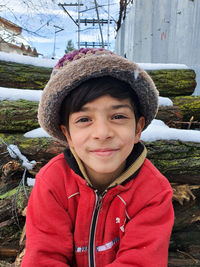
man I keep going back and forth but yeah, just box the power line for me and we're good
[75,18,112,25]
[58,2,84,48]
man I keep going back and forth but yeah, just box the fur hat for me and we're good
[38,48,159,144]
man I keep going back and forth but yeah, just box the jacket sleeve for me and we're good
[21,173,74,267]
[106,188,174,267]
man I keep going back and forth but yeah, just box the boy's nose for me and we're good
[91,119,113,140]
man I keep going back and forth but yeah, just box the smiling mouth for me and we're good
[90,148,119,157]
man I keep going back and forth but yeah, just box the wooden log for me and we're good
[172,224,200,248]
[0,100,39,133]
[169,244,200,266]
[172,96,200,123]
[0,60,196,97]
[146,140,200,185]
[168,257,200,267]
[156,105,183,127]
[0,260,13,266]
[172,185,200,230]
[0,139,25,195]
[0,99,185,134]
[0,60,51,90]
[0,248,18,258]
[14,248,25,267]
[0,133,64,194]
[0,97,198,135]
[1,134,200,185]
[0,186,31,223]
[1,97,199,134]
[166,185,200,266]
[147,69,196,97]
[0,133,65,165]
[0,186,29,263]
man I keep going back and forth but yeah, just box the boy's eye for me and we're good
[112,114,127,120]
[76,117,90,123]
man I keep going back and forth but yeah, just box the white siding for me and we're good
[115,0,200,94]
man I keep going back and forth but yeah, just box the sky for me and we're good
[0,0,120,58]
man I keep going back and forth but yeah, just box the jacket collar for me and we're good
[64,142,147,189]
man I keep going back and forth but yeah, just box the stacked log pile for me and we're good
[0,59,200,266]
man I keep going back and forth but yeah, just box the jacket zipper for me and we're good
[88,190,106,267]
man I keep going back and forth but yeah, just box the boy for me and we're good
[22,48,174,267]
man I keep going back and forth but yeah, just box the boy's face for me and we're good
[61,95,145,191]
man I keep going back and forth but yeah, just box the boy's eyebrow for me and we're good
[79,104,132,112]
[111,104,133,110]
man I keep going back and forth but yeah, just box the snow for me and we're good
[0,87,42,101]
[158,96,173,106]
[191,65,200,96]
[141,120,200,143]
[138,63,189,70]
[134,69,139,80]
[27,177,36,187]
[24,128,51,138]
[0,51,57,68]
[7,144,36,170]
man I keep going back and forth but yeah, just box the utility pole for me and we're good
[94,0,104,48]
[107,0,110,49]
[53,25,64,58]
[58,2,83,49]
[78,0,80,49]
[76,18,113,48]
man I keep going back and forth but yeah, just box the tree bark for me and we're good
[0,100,39,133]
[1,134,200,185]
[146,69,196,97]
[2,98,197,133]
[156,105,183,126]
[168,256,200,267]
[0,60,51,90]
[0,186,29,263]
[172,96,200,122]
[0,60,196,97]
[0,133,65,165]
[146,140,200,185]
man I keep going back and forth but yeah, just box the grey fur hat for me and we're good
[38,48,159,144]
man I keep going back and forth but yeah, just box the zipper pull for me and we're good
[97,194,103,210]
[96,190,107,210]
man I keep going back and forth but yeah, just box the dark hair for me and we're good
[59,76,141,131]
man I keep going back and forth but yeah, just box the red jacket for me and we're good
[22,144,174,267]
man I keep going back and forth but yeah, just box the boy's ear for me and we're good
[60,125,73,147]
[134,117,145,144]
